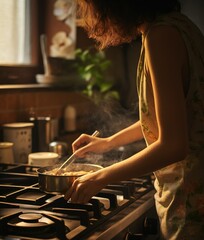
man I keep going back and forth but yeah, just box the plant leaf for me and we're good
[100,82,113,92]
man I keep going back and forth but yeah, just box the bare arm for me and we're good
[106,120,144,148]
[72,120,144,157]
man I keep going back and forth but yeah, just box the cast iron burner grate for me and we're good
[0,164,156,240]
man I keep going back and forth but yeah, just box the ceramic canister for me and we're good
[28,152,59,167]
[0,142,14,164]
[3,122,34,164]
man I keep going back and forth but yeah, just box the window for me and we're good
[0,0,41,84]
[0,0,31,65]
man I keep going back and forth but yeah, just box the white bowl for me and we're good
[28,152,59,167]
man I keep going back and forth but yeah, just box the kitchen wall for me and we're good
[0,88,95,145]
[181,0,204,34]
[43,0,127,107]
[0,88,94,125]
[0,1,204,141]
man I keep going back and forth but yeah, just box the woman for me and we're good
[65,0,204,239]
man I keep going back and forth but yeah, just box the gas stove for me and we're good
[0,163,159,240]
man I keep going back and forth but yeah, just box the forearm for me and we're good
[72,121,144,157]
[101,137,187,184]
[106,120,144,150]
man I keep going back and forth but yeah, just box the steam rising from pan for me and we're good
[82,99,145,166]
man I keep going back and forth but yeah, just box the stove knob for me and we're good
[143,217,158,235]
[124,233,144,240]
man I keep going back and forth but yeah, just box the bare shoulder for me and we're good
[144,24,183,44]
[144,24,187,65]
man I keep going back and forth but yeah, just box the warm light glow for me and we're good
[0,0,31,65]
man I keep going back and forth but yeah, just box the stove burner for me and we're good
[8,212,55,228]
[1,211,69,239]
[19,213,42,222]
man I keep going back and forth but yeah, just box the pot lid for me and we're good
[0,142,13,148]
[3,122,34,128]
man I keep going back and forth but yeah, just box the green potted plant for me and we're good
[74,48,120,104]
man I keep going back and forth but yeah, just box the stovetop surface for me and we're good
[0,163,155,240]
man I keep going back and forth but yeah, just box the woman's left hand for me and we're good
[64,169,106,204]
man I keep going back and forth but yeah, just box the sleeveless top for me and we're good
[137,12,204,239]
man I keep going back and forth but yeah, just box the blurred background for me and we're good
[0,0,203,160]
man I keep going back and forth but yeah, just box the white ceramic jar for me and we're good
[3,122,34,164]
[0,142,14,164]
[28,152,59,167]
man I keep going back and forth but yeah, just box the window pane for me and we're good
[0,0,31,65]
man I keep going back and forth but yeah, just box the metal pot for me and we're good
[37,163,103,194]
[49,141,69,159]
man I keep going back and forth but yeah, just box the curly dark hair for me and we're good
[76,0,181,49]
